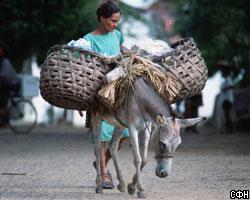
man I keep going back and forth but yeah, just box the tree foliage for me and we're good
[174,0,250,86]
[0,0,98,69]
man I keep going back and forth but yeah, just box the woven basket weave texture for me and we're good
[40,38,207,111]
[39,45,116,111]
[159,37,208,99]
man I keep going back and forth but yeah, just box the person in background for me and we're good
[184,93,203,133]
[0,47,20,124]
[217,61,245,133]
[220,66,234,133]
[82,1,129,189]
[220,65,234,133]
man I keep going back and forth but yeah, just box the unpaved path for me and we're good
[0,125,249,200]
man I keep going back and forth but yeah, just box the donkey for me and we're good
[91,77,205,198]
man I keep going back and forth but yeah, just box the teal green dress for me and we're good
[83,30,129,142]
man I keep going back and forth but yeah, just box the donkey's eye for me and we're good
[159,141,166,153]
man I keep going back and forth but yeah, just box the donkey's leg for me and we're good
[128,128,150,198]
[127,131,143,195]
[139,127,151,170]
[127,175,137,196]
[92,114,103,194]
[127,126,146,198]
[109,127,126,192]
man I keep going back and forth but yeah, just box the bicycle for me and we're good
[1,93,37,134]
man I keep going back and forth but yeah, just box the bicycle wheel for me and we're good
[7,99,37,134]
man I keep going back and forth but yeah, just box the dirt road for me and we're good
[0,125,249,200]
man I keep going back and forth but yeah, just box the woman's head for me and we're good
[96,1,121,32]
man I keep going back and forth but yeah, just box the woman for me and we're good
[83,1,129,189]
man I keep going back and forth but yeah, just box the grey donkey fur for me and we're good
[91,78,205,198]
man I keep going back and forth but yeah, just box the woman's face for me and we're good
[100,12,121,32]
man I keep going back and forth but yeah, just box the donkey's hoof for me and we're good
[95,186,103,194]
[137,191,146,198]
[127,183,136,195]
[117,183,126,192]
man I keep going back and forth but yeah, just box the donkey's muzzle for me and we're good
[155,169,169,178]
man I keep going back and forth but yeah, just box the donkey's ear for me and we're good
[176,117,206,129]
[156,114,165,125]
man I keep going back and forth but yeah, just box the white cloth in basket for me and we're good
[67,38,91,51]
[131,38,173,57]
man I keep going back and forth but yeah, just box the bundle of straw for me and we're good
[98,52,182,108]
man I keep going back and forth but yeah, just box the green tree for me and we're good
[0,0,98,70]
[174,0,250,87]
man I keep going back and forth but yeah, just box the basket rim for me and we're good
[170,37,193,48]
[47,44,121,64]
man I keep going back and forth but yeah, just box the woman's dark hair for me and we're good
[96,1,121,21]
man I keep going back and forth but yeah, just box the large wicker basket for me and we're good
[39,45,118,111]
[156,37,208,100]
[40,38,207,111]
